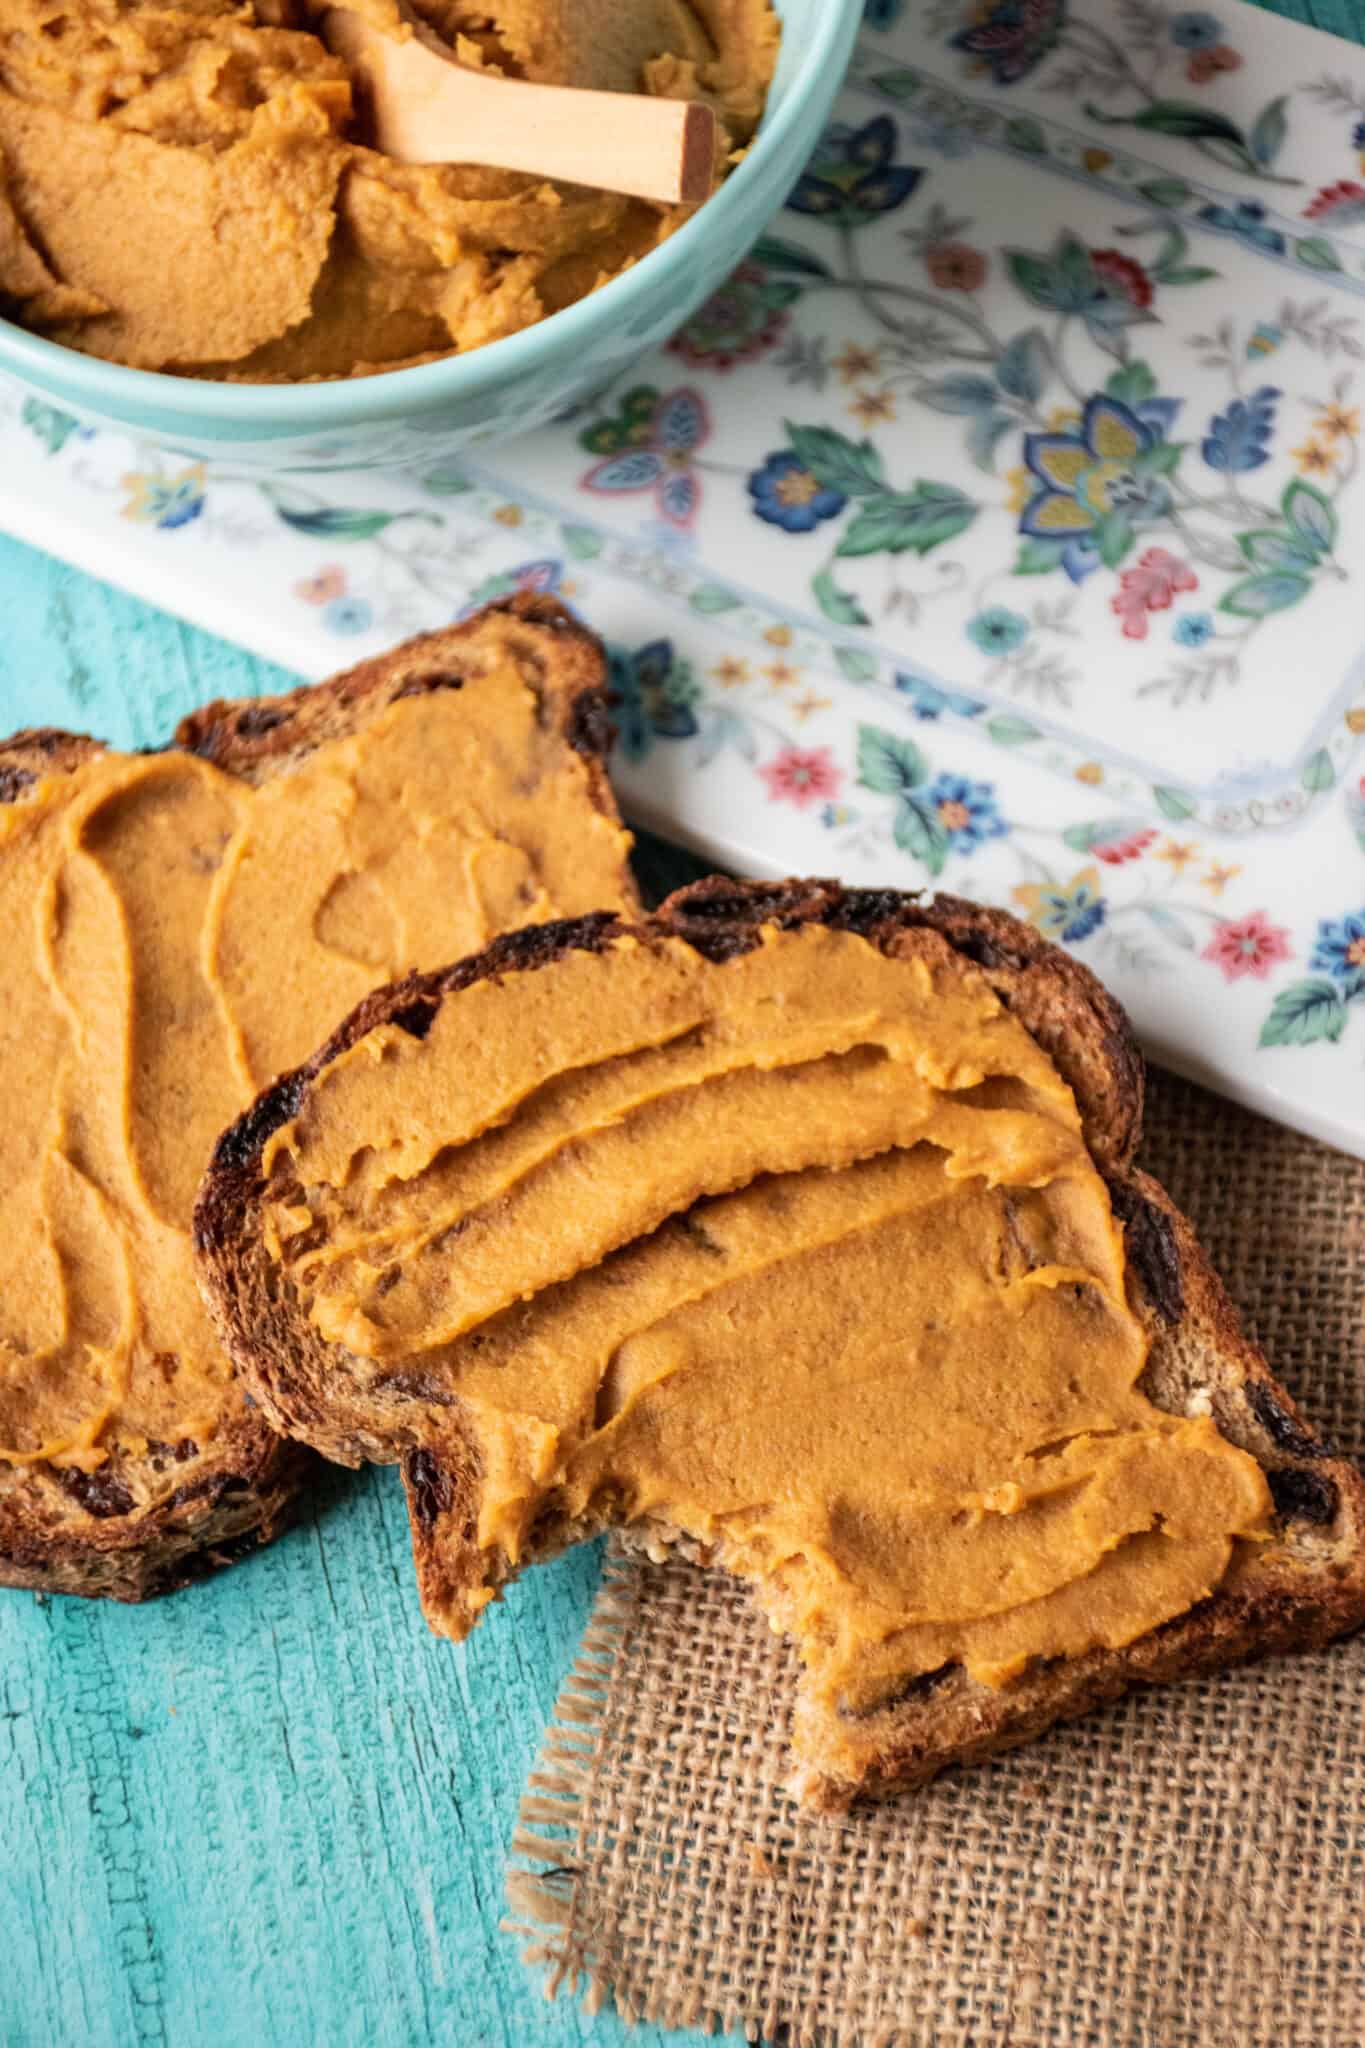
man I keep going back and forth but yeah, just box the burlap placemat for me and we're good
[506,1069,1365,2047]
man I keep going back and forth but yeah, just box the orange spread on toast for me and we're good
[0,682,633,1472]
[257,924,1271,1708]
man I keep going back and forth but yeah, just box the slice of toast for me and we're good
[195,878,1365,1805]
[0,595,637,1601]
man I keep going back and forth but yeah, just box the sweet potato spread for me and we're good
[0,682,634,1472]
[256,924,1271,1711]
[0,0,780,378]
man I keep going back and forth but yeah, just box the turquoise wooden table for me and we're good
[2,5,1359,2040]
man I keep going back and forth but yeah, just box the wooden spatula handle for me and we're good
[326,8,718,206]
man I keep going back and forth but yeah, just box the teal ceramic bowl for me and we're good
[0,0,862,474]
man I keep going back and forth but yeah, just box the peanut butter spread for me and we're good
[0,0,779,378]
[257,924,1271,1709]
[0,681,634,1474]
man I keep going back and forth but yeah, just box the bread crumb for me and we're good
[1016,1778,1043,1800]
[748,1844,775,1881]
[905,1917,928,1937]
[1186,1388,1213,1418]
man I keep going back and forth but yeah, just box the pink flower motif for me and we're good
[1111,548,1198,642]
[758,745,842,809]
[296,565,347,605]
[1202,910,1294,983]
[1094,826,1158,866]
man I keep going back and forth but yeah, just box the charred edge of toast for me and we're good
[197,879,1143,1248]
[172,594,617,778]
[0,1432,309,1603]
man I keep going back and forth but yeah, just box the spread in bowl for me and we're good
[0,0,780,379]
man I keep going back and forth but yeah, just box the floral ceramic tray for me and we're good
[3,0,1365,1156]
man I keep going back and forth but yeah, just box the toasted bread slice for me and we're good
[0,596,637,1601]
[196,879,1365,1804]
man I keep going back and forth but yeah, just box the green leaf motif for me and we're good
[836,646,878,683]
[1006,250,1061,310]
[914,374,999,415]
[1063,815,1148,854]
[1105,361,1158,406]
[996,328,1051,404]
[812,563,870,627]
[1249,94,1289,168]
[835,484,978,560]
[1295,236,1342,273]
[1137,176,1194,209]
[1219,572,1312,618]
[1145,441,1186,477]
[967,410,1016,474]
[1113,101,1248,145]
[274,505,402,540]
[21,399,81,455]
[857,723,927,795]
[1238,529,1318,574]
[1282,477,1337,554]
[1004,116,1046,155]
[1153,785,1197,821]
[1259,978,1349,1049]
[1161,265,1219,285]
[420,462,472,495]
[867,66,921,101]
[1097,512,1136,569]
[689,584,741,614]
[751,235,833,280]
[786,421,885,498]
[987,714,1041,746]
[893,794,950,875]
[1139,903,1196,950]
[561,524,603,559]
[1013,536,1067,576]
[1301,747,1336,793]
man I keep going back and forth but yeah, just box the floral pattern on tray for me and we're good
[2,0,1365,1153]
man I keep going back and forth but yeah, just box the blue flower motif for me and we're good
[1309,908,1365,994]
[1354,117,1365,150]
[1174,611,1214,647]
[608,639,701,762]
[967,606,1030,655]
[1015,869,1107,944]
[122,465,207,530]
[950,0,1066,86]
[788,117,923,226]
[1201,386,1280,473]
[323,596,373,634]
[1196,199,1286,256]
[894,673,988,720]
[1170,10,1224,48]
[821,800,857,827]
[1247,322,1283,360]
[1019,394,1172,547]
[923,773,1010,853]
[748,451,847,532]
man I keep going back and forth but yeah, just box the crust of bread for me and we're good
[195,878,1365,1798]
[0,595,632,1601]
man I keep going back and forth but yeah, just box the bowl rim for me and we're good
[0,0,860,431]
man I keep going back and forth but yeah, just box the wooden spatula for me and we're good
[323,5,719,205]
